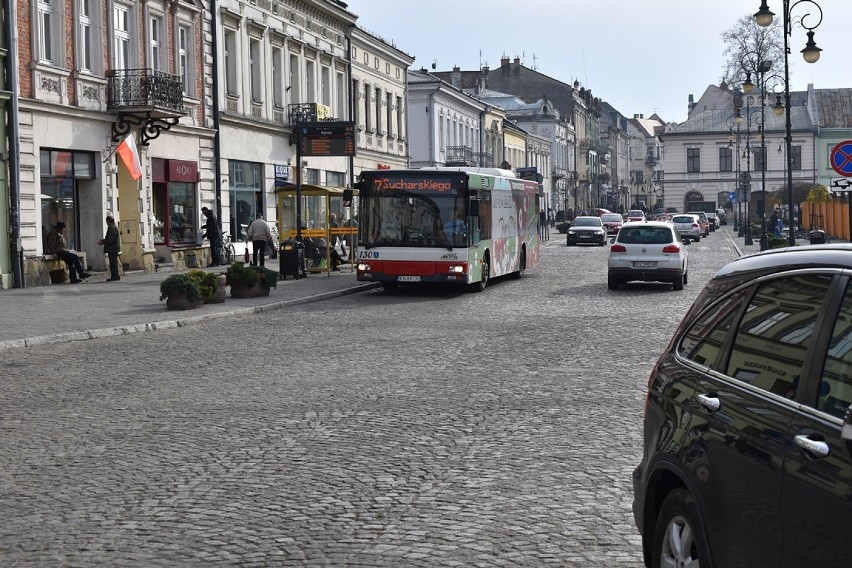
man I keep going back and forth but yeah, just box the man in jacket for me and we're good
[201,206,221,266]
[98,215,121,281]
[47,221,91,284]
[246,212,272,267]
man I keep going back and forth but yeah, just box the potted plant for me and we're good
[225,262,278,298]
[159,273,204,310]
[186,269,226,304]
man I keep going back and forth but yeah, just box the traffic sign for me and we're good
[830,177,852,192]
[729,191,736,203]
[830,141,852,176]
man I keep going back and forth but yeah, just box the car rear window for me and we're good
[618,227,674,244]
[573,218,601,226]
[673,216,695,223]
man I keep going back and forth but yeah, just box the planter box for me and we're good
[204,275,228,304]
[229,282,270,298]
[166,292,204,310]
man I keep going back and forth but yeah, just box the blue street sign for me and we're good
[729,191,736,203]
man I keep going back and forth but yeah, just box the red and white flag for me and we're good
[116,132,142,180]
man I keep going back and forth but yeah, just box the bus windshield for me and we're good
[359,175,468,249]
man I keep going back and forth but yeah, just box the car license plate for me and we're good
[633,261,657,268]
[398,275,421,282]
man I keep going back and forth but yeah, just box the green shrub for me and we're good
[186,269,218,298]
[556,222,572,234]
[225,262,278,288]
[159,274,204,302]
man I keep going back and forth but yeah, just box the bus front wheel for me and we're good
[471,256,489,292]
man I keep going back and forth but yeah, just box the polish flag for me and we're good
[116,132,142,180]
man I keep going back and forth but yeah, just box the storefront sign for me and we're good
[169,160,198,182]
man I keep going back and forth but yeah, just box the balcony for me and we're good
[446,145,476,167]
[644,156,658,166]
[106,68,185,145]
[552,165,567,179]
[288,103,336,125]
[107,68,185,113]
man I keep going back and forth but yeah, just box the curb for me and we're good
[0,282,381,351]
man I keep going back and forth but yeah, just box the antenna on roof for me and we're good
[532,53,537,71]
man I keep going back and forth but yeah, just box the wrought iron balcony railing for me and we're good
[106,68,185,114]
[288,103,337,124]
[446,145,476,166]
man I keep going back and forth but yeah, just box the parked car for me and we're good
[626,209,646,222]
[607,221,688,290]
[705,211,719,231]
[716,208,728,225]
[600,213,624,235]
[665,207,679,214]
[566,216,607,246]
[687,211,710,237]
[633,245,852,568]
[670,214,702,241]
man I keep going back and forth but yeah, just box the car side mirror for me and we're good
[843,405,852,455]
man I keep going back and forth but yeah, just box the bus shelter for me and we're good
[274,184,357,275]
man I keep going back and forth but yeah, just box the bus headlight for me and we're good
[357,262,371,272]
[447,265,465,273]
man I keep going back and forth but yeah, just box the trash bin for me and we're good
[280,239,305,279]
[809,230,827,245]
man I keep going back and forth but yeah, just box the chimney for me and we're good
[451,66,461,88]
[501,55,510,70]
[513,56,520,65]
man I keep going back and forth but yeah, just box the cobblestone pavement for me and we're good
[0,228,751,566]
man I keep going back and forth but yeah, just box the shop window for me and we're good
[229,160,263,242]
[40,149,95,253]
[153,182,196,245]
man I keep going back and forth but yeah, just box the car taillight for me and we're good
[611,244,626,253]
[662,244,681,253]
[692,223,699,228]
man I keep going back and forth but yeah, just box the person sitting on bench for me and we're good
[47,221,91,284]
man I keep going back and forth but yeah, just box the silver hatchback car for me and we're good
[607,221,689,291]
[671,214,702,242]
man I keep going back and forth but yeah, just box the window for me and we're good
[820,282,852,417]
[375,87,382,134]
[396,95,404,140]
[321,65,331,107]
[228,161,263,243]
[336,71,346,120]
[386,92,394,138]
[364,83,372,132]
[305,59,316,103]
[149,14,165,71]
[113,4,132,70]
[289,53,300,103]
[177,24,193,97]
[754,146,767,172]
[719,147,732,172]
[726,274,833,397]
[271,47,283,107]
[249,39,262,102]
[326,171,345,187]
[351,46,357,60]
[351,79,359,126]
[78,0,94,73]
[40,149,96,253]
[792,146,802,170]
[305,168,320,185]
[224,30,237,96]
[37,0,58,64]
[687,148,700,173]
[153,183,196,245]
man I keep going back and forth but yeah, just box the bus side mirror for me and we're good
[469,200,480,217]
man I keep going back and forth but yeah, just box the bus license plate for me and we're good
[398,276,421,282]
[633,261,657,268]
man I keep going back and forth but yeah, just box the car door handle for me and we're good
[794,435,830,458]
[696,393,721,412]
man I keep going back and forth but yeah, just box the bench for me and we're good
[44,251,88,283]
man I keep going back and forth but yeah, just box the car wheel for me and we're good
[683,271,688,285]
[607,275,620,290]
[673,273,684,291]
[695,235,700,242]
[652,488,711,568]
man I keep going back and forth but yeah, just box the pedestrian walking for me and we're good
[201,206,221,266]
[98,215,121,281]
[246,212,272,267]
[46,221,91,284]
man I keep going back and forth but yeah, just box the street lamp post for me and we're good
[735,102,764,246]
[742,59,773,250]
[755,0,823,246]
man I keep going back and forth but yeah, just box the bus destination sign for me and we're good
[299,121,355,157]
[369,175,458,194]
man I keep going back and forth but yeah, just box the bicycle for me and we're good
[220,231,235,264]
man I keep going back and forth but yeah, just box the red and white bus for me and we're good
[354,167,540,291]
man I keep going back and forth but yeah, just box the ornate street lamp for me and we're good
[755,0,823,246]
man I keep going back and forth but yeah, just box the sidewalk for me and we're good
[0,263,379,350]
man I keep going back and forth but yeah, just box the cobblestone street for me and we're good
[0,230,746,566]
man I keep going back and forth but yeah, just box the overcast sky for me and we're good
[345,0,850,123]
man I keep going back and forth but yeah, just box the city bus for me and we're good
[353,167,540,291]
